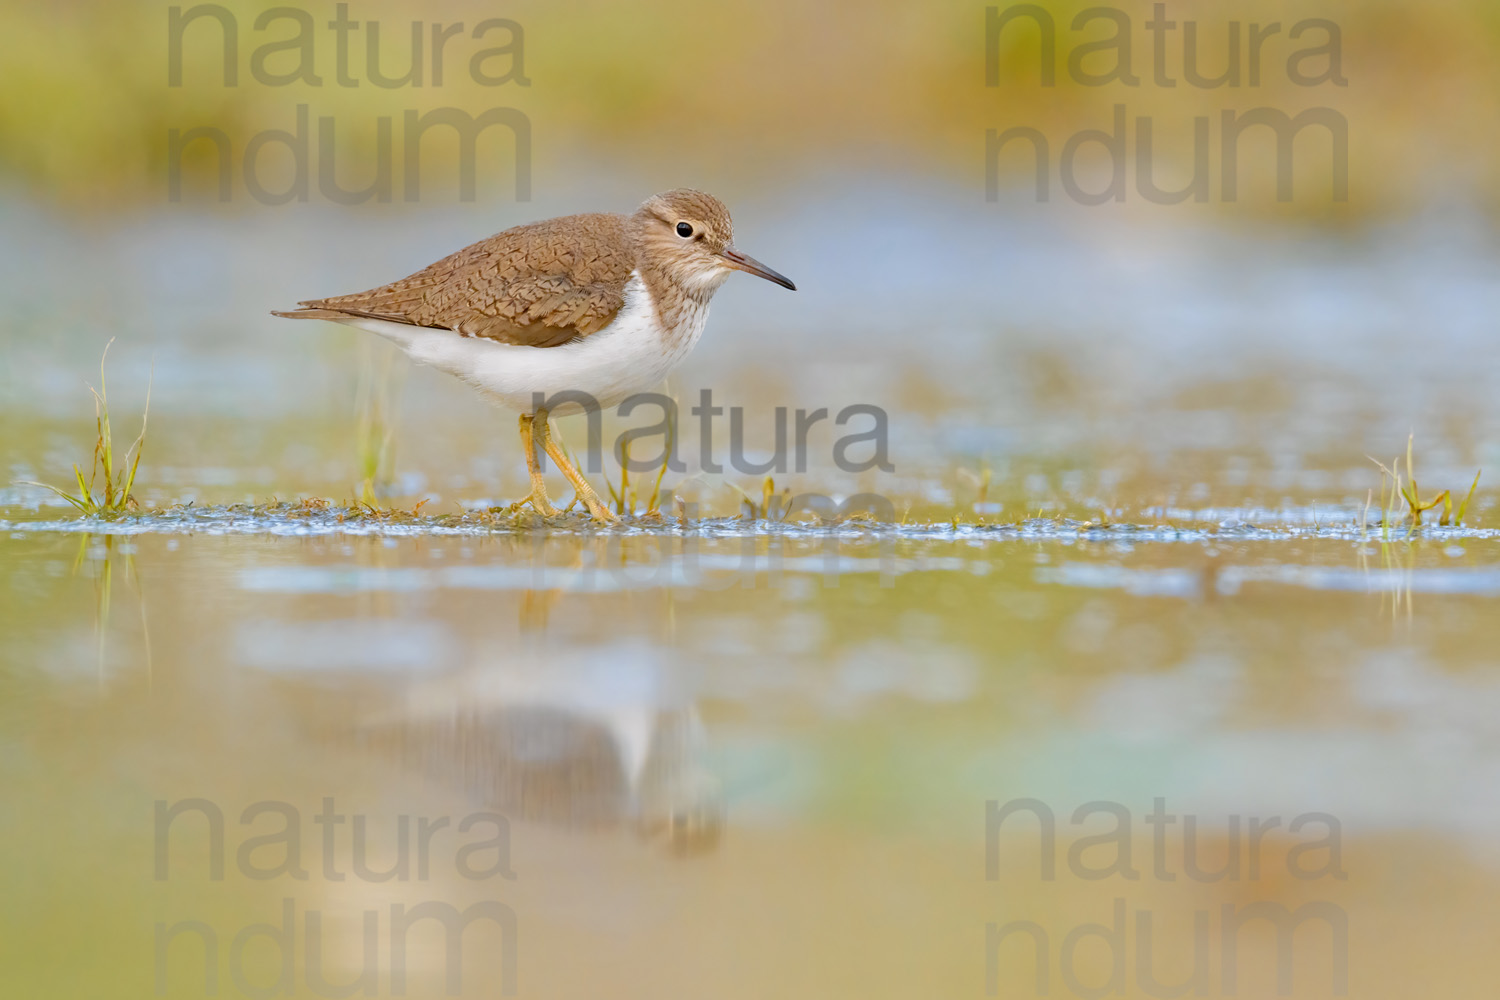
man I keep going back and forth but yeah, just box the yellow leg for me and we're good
[518,412,558,516]
[535,413,618,523]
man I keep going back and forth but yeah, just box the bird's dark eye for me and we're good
[676,222,693,238]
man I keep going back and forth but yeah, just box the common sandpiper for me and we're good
[273,189,796,522]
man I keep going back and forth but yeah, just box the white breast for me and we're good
[337,271,708,414]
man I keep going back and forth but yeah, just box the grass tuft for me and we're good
[1368,433,1482,535]
[603,397,677,518]
[644,411,675,517]
[18,339,151,514]
[607,438,633,516]
[728,476,792,521]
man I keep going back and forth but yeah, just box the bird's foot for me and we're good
[521,488,559,518]
[535,419,618,524]
[577,490,618,523]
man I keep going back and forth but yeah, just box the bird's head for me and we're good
[634,189,796,294]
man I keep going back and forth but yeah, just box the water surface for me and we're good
[4,191,1499,996]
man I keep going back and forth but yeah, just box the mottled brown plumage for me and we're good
[276,212,635,346]
[272,190,766,349]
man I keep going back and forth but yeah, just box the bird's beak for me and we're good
[720,247,796,290]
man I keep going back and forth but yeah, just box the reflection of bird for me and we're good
[359,654,724,857]
[273,190,795,522]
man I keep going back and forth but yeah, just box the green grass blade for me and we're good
[117,360,153,510]
[73,464,94,508]
[14,480,91,512]
[1456,470,1482,526]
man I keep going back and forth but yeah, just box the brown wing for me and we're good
[279,212,635,347]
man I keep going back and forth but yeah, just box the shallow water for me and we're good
[5,191,1500,996]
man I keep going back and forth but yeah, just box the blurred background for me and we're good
[4,1,1500,997]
